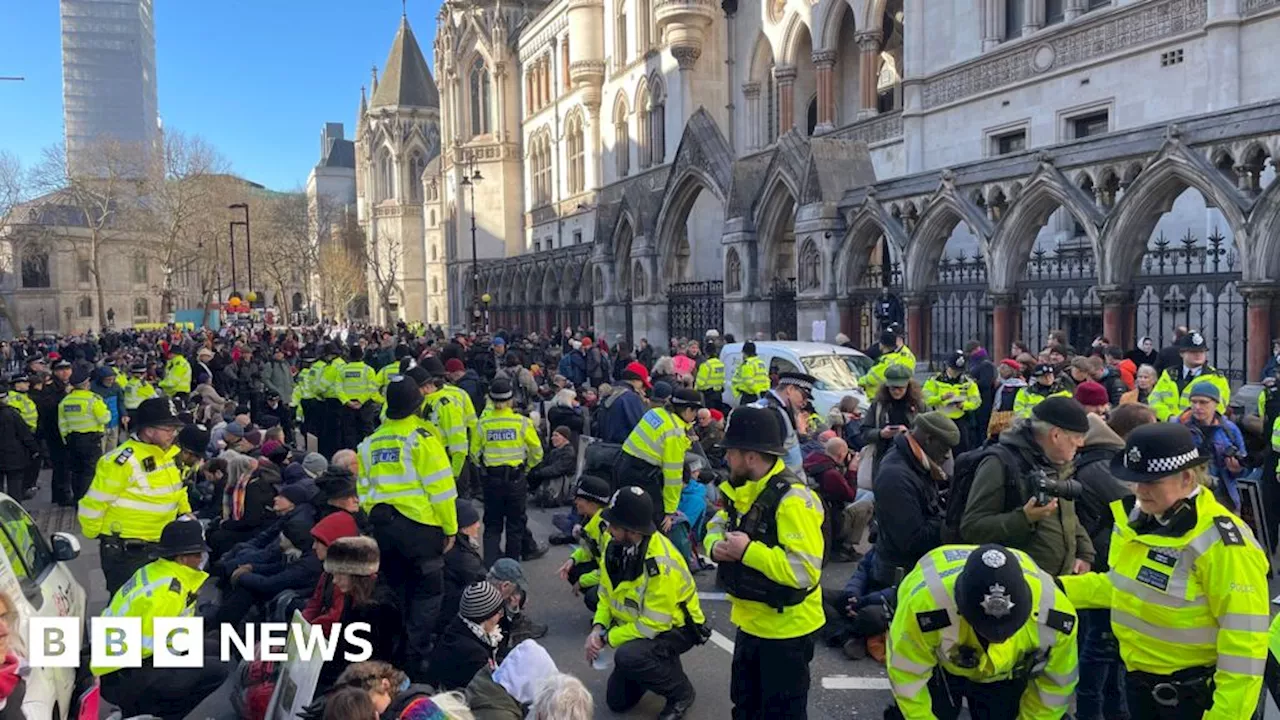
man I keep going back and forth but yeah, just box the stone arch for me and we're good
[903,182,994,292]
[1248,176,1280,281]
[861,0,890,31]
[779,13,813,67]
[499,267,516,305]
[612,210,637,301]
[835,193,908,295]
[653,109,733,291]
[512,269,527,309]
[987,161,1107,292]
[816,0,858,52]
[755,172,800,282]
[541,264,560,306]
[1101,137,1252,285]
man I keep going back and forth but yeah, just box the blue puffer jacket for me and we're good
[841,547,896,612]
[599,387,645,443]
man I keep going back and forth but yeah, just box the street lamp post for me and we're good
[229,203,253,304]
[228,221,239,296]
[459,153,483,331]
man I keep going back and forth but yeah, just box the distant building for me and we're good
[60,0,160,176]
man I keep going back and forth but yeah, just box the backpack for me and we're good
[942,443,1025,538]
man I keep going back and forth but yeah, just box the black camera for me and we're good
[1031,468,1083,506]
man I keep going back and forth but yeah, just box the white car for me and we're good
[0,496,87,720]
[719,341,873,418]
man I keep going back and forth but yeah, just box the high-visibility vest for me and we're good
[338,361,379,405]
[593,531,704,647]
[860,346,916,397]
[159,356,191,395]
[1272,416,1280,453]
[568,510,607,589]
[889,545,1078,718]
[319,359,346,400]
[1061,490,1268,719]
[6,391,37,431]
[122,379,157,411]
[356,417,458,534]
[731,356,770,395]
[78,440,191,541]
[922,373,981,420]
[444,384,478,436]
[704,457,824,639]
[59,388,110,438]
[471,407,542,469]
[621,407,691,514]
[376,362,400,395]
[425,389,468,476]
[91,557,208,676]
[695,358,726,391]
[1150,367,1231,422]
[1013,383,1072,419]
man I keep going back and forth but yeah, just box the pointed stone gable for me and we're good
[370,17,441,110]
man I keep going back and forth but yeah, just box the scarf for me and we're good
[462,617,503,651]
[0,653,25,700]
[225,472,252,521]
[905,433,948,484]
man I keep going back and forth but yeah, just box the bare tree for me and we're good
[316,243,365,320]
[136,132,233,324]
[364,224,402,324]
[0,152,28,332]
[29,140,148,330]
[254,190,344,320]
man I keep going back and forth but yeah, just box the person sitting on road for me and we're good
[334,661,474,720]
[804,436,872,563]
[217,483,316,578]
[528,425,578,507]
[429,581,507,691]
[488,558,549,655]
[466,640,562,720]
[822,546,896,663]
[441,500,487,631]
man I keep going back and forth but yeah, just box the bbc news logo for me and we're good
[28,619,374,668]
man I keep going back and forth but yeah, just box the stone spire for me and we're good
[369,16,441,110]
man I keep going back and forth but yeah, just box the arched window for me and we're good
[766,60,778,144]
[430,243,437,261]
[21,249,50,289]
[806,95,818,137]
[409,151,426,201]
[725,248,742,294]
[428,210,436,227]
[615,0,628,68]
[614,95,630,178]
[566,114,585,194]
[469,57,492,136]
[1004,0,1025,39]
[377,148,394,201]
[133,298,149,317]
[649,78,666,165]
[636,84,651,169]
[540,134,554,203]
[77,296,93,318]
[798,239,822,290]
[432,277,439,293]
[636,0,651,50]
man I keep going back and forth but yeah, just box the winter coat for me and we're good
[586,347,609,385]
[959,423,1095,576]
[237,550,322,599]
[599,386,644,443]
[260,360,294,402]
[456,370,485,414]
[1070,415,1130,570]
[91,380,123,428]
[428,615,498,691]
[842,546,894,611]
[464,668,523,720]
[855,397,920,478]
[238,503,317,557]
[636,343,655,369]
[302,573,344,629]
[440,539,486,631]
[318,585,402,690]
[381,685,444,720]
[560,351,587,387]
[802,451,858,504]
[968,355,997,438]
[527,443,576,490]
[872,433,945,574]
[1097,367,1129,406]
[545,405,585,437]
[219,465,278,534]
[0,404,39,472]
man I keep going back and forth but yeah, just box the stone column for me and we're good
[991,292,1019,360]
[1022,0,1044,36]
[742,82,761,151]
[1099,287,1134,350]
[905,293,930,370]
[774,65,797,133]
[493,61,508,142]
[1064,0,1086,21]
[855,32,882,119]
[1241,285,1276,381]
[982,0,1005,50]
[812,51,837,134]
[721,217,761,341]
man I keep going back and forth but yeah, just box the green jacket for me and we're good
[465,668,523,720]
[958,423,1095,576]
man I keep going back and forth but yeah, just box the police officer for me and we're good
[923,350,982,453]
[158,346,192,400]
[40,358,73,505]
[94,519,228,720]
[752,372,816,476]
[317,342,345,458]
[861,328,917,398]
[557,474,613,610]
[80,397,192,595]
[704,406,824,719]
[338,344,379,449]
[1014,363,1073,419]
[60,364,110,502]
[1060,423,1268,719]
[443,358,479,500]
[1150,330,1231,422]
[470,378,543,566]
[886,544,1079,719]
[122,362,157,427]
[586,487,704,720]
[420,357,469,481]
[731,342,770,405]
[299,349,325,447]
[7,373,39,499]
[694,343,727,412]
[357,375,458,677]
[618,388,702,532]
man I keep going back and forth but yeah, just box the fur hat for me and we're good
[324,536,380,576]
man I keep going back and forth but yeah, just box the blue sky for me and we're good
[0,0,439,191]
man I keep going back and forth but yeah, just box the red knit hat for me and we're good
[444,358,465,373]
[622,361,652,389]
[1074,380,1109,407]
[999,358,1022,372]
[311,511,360,546]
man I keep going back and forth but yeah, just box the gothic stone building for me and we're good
[363,0,1280,381]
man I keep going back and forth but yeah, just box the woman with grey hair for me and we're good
[528,673,593,720]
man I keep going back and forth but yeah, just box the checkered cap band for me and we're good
[779,377,814,391]
[1128,448,1200,474]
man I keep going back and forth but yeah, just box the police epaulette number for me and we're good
[1213,516,1245,546]
[415,428,430,438]
[169,578,182,595]
[142,457,156,472]
[916,609,951,632]
[1045,609,1076,635]
[646,558,660,578]
[114,447,135,465]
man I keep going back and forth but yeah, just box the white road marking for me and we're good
[697,592,729,601]
[709,629,735,654]
[821,676,893,690]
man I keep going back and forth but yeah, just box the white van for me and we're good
[719,341,873,418]
[0,497,87,720]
